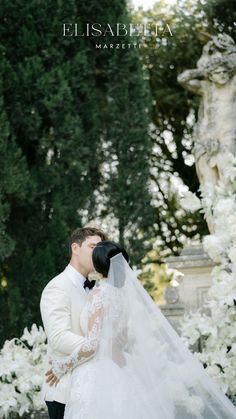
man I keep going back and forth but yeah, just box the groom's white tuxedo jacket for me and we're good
[40,264,88,404]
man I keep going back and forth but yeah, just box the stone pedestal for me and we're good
[160,242,215,332]
[167,242,215,312]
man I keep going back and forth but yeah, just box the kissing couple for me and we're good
[40,227,236,419]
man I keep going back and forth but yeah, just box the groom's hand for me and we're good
[45,368,60,387]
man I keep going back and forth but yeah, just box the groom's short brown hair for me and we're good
[69,227,107,257]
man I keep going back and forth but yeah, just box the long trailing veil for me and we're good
[76,252,236,419]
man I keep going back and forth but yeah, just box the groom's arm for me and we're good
[40,285,84,354]
[46,287,104,385]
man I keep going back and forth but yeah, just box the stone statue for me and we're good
[178,33,236,192]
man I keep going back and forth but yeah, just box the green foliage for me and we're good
[203,0,236,39]
[0,0,152,344]
[0,76,30,261]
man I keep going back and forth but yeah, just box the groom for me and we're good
[40,227,107,419]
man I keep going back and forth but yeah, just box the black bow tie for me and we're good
[84,278,96,290]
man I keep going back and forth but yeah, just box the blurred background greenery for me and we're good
[0,0,235,346]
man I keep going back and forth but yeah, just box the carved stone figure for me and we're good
[178,34,236,187]
[178,33,236,232]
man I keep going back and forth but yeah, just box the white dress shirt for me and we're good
[66,263,86,288]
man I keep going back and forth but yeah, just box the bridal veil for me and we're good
[76,253,236,419]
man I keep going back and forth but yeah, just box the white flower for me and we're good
[221,152,236,182]
[0,324,47,418]
[227,214,236,241]
[21,323,46,347]
[180,153,236,395]
[205,364,220,376]
[202,235,224,263]
[166,267,184,284]
[180,190,202,212]
[17,381,31,393]
[200,183,216,211]
[206,365,229,394]
[214,197,236,218]
[31,373,43,386]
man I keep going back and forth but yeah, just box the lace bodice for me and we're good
[81,282,126,334]
[79,282,106,335]
[51,281,127,379]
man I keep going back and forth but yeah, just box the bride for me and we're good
[46,241,236,418]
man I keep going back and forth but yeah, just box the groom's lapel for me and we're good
[63,267,87,295]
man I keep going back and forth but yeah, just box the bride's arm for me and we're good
[46,287,104,385]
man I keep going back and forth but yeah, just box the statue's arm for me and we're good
[178,69,204,95]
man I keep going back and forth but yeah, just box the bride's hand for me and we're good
[45,367,60,386]
[45,360,60,386]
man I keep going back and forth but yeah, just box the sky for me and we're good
[131,0,177,10]
[131,0,157,9]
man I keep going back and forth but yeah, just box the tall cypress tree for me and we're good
[0,69,30,341]
[103,47,153,264]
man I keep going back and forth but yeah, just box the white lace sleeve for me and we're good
[51,286,105,379]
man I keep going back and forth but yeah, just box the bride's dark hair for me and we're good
[92,240,129,277]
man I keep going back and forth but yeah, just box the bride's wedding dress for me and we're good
[64,282,145,419]
[51,254,236,419]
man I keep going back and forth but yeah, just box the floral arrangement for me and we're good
[0,324,47,418]
[179,152,236,396]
